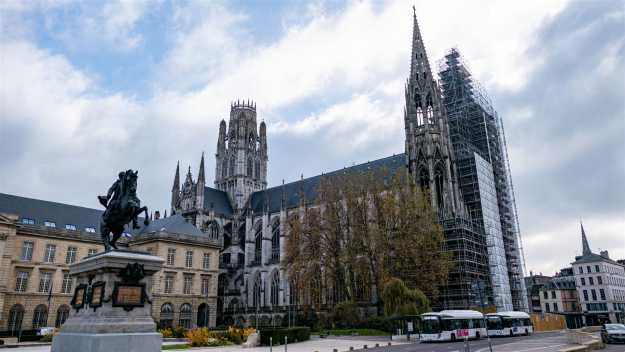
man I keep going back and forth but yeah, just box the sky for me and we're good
[1,0,624,277]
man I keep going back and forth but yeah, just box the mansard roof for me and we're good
[0,192,103,237]
[137,213,203,236]
[203,186,233,216]
[249,153,406,214]
[572,252,620,266]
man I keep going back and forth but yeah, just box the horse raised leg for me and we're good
[100,225,112,252]
[132,206,149,228]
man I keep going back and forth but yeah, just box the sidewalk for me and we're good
[165,337,404,352]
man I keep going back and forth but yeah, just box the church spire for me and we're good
[581,221,591,256]
[409,7,432,82]
[197,152,205,185]
[172,161,180,192]
[171,161,180,214]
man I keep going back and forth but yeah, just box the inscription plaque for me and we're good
[89,281,105,309]
[112,282,146,311]
[71,284,87,311]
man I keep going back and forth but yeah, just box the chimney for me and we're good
[600,250,610,259]
[154,211,161,220]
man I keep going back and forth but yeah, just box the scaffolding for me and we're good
[438,48,528,311]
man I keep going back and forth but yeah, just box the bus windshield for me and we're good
[487,316,503,330]
[421,317,441,334]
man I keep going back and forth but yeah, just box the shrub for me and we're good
[172,326,187,338]
[332,302,361,328]
[225,326,256,344]
[259,327,311,346]
[186,327,210,347]
[159,328,174,338]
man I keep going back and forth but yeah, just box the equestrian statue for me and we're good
[98,169,149,251]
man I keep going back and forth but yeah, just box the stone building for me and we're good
[524,272,553,314]
[539,268,583,328]
[572,224,625,324]
[0,193,220,334]
[170,11,528,325]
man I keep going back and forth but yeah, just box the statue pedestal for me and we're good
[52,250,164,352]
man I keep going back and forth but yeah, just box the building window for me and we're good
[583,290,588,301]
[8,305,24,334]
[185,251,193,268]
[207,221,219,239]
[44,244,56,263]
[38,272,53,293]
[589,277,594,285]
[543,291,548,299]
[32,305,48,329]
[247,157,253,177]
[203,253,211,270]
[65,247,77,264]
[160,303,174,328]
[61,273,73,294]
[254,226,262,265]
[271,220,280,262]
[201,277,210,296]
[55,305,70,328]
[599,289,606,300]
[597,276,602,285]
[581,277,586,286]
[553,303,558,312]
[252,275,262,308]
[85,227,96,233]
[21,241,34,261]
[255,159,261,179]
[15,271,29,292]
[167,248,176,266]
[44,221,56,228]
[183,275,193,294]
[545,303,550,312]
[21,218,35,225]
[595,265,600,272]
[164,275,174,294]
[271,271,280,306]
[591,289,597,301]
[551,291,556,299]
[65,224,77,231]
[578,267,583,274]
[87,248,97,257]
[179,304,192,329]
[586,266,591,273]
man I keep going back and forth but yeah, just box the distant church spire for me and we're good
[409,7,432,81]
[581,221,591,255]
[197,152,205,185]
[171,161,180,214]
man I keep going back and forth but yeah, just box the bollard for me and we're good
[363,345,367,349]
[349,347,354,351]
[284,336,288,352]
[270,337,273,352]
[387,342,391,346]
[375,343,379,347]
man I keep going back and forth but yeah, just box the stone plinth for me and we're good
[52,250,164,352]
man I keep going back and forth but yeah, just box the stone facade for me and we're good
[0,198,220,334]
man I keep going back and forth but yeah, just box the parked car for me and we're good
[601,323,625,344]
[37,327,55,336]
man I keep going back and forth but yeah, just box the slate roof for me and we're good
[542,275,576,290]
[203,187,233,216]
[137,214,204,236]
[572,252,621,266]
[0,192,103,233]
[249,153,406,214]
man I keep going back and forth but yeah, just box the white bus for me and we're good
[486,311,533,337]
[420,310,486,342]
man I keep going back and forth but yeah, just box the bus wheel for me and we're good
[451,333,456,342]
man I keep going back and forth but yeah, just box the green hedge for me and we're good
[259,327,311,346]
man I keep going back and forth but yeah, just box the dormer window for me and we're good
[65,224,77,231]
[44,221,56,228]
[21,218,35,225]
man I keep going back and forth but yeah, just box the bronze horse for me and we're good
[98,170,149,251]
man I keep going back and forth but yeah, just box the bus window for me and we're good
[421,317,441,334]
[487,317,502,330]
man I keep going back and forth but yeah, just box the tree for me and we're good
[381,278,430,317]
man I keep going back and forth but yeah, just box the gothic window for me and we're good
[434,165,445,210]
[252,275,262,307]
[289,281,298,305]
[229,156,236,176]
[271,220,280,262]
[416,107,423,126]
[271,271,280,306]
[208,221,219,239]
[254,225,262,265]
[255,159,261,179]
[222,159,228,178]
[248,133,255,150]
[426,106,434,123]
[247,157,253,177]
[418,167,429,190]
[238,225,246,250]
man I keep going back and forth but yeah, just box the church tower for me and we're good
[404,10,464,218]
[215,100,267,210]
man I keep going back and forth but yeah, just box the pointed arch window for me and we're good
[271,220,280,262]
[254,225,262,265]
[416,108,424,126]
[418,167,429,190]
[434,165,445,210]
[222,159,228,178]
[229,157,236,176]
[270,271,280,306]
[252,275,262,307]
[426,94,434,123]
[247,157,253,177]
[255,159,261,179]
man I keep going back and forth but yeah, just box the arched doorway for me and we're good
[8,304,24,335]
[197,303,209,327]
[179,303,192,329]
[160,303,174,328]
[32,304,48,329]
[55,305,70,328]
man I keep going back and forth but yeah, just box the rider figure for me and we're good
[98,171,124,208]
